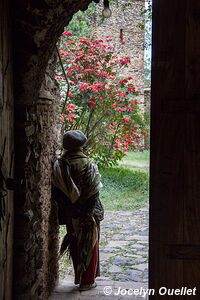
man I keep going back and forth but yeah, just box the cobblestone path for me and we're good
[50,205,149,299]
[100,205,149,283]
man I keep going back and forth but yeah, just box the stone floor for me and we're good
[50,205,149,299]
[50,276,149,299]
[100,206,148,282]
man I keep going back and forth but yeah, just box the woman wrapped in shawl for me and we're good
[52,130,104,291]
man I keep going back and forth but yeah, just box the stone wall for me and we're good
[144,88,151,113]
[35,98,59,298]
[0,1,14,299]
[13,57,60,299]
[37,57,60,297]
[93,0,145,92]
[12,1,98,299]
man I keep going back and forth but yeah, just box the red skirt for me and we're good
[67,217,100,285]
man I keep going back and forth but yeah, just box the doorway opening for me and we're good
[53,0,152,296]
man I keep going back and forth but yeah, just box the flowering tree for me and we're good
[56,31,145,166]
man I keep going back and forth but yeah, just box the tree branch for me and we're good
[56,45,70,114]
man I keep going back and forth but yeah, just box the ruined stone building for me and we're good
[1,0,200,299]
[93,0,145,93]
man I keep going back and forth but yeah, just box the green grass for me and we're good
[119,150,149,171]
[122,150,149,162]
[100,151,149,211]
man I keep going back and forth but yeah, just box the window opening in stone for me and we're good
[51,0,151,298]
[120,29,123,43]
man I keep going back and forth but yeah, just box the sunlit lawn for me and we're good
[119,150,149,171]
[100,150,149,211]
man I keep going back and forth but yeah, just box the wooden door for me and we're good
[0,0,14,299]
[150,0,200,298]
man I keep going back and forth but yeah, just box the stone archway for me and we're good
[12,1,99,299]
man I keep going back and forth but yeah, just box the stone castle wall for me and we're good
[92,0,145,93]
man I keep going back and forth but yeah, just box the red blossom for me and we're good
[59,49,67,55]
[118,78,131,84]
[68,91,73,97]
[117,92,126,97]
[125,107,134,111]
[68,40,75,44]
[55,75,63,80]
[108,76,116,80]
[67,112,75,122]
[89,82,105,92]
[79,38,89,43]
[84,68,93,73]
[127,87,135,92]
[119,56,131,65]
[77,73,83,78]
[89,86,101,92]
[79,86,87,91]
[115,138,122,143]
[135,134,140,139]
[95,82,105,87]
[123,117,131,123]
[99,71,107,78]
[74,55,84,62]
[115,107,124,112]
[112,103,117,108]
[88,98,96,108]
[108,83,115,87]
[66,104,76,111]
[63,31,73,36]
[80,82,90,87]
[106,37,113,42]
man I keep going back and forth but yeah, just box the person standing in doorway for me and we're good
[52,130,104,291]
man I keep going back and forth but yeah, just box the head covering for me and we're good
[63,130,87,150]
